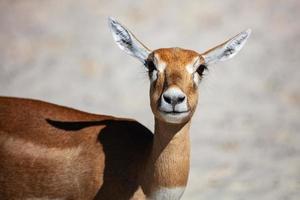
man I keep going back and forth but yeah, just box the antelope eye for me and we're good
[145,60,156,72]
[196,64,207,76]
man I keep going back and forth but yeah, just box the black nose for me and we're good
[163,93,186,106]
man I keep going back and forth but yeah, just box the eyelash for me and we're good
[145,60,206,78]
[145,60,157,72]
[196,64,207,76]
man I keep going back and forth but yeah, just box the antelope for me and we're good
[0,17,251,200]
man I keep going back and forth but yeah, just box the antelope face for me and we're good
[146,48,205,123]
[109,17,251,124]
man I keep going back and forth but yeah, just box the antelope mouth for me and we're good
[158,109,190,123]
[159,109,190,118]
[161,110,190,115]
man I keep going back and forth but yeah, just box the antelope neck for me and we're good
[152,118,191,162]
[143,118,191,196]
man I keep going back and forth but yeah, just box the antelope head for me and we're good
[109,17,251,124]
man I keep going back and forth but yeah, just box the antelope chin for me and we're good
[159,110,190,124]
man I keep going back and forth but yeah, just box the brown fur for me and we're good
[149,48,204,124]
[0,97,152,200]
[141,119,191,195]
[0,48,204,199]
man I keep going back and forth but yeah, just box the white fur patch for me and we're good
[150,70,158,83]
[159,111,190,124]
[186,56,200,74]
[148,187,186,200]
[193,72,201,85]
[154,54,166,72]
[149,54,166,83]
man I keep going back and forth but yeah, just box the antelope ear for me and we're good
[108,17,151,64]
[202,29,251,65]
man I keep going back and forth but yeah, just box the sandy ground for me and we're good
[0,0,299,199]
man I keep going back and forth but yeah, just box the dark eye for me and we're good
[196,64,207,76]
[145,60,156,72]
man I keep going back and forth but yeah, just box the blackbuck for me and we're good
[0,17,251,200]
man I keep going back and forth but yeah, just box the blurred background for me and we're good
[0,0,299,199]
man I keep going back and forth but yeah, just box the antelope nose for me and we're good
[162,88,186,106]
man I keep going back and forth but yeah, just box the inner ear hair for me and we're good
[108,17,151,63]
[202,29,251,65]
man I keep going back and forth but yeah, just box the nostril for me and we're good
[177,95,185,103]
[162,88,186,106]
[163,94,172,104]
[163,93,186,105]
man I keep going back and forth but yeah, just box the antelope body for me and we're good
[0,18,251,200]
